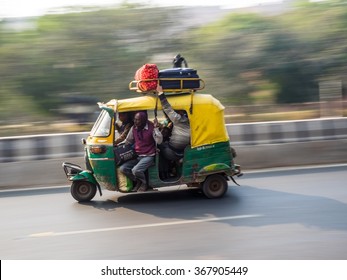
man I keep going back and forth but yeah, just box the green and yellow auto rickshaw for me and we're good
[63,91,241,202]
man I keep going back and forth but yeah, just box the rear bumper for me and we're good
[62,162,83,180]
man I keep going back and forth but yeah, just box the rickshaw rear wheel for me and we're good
[202,174,228,199]
[71,181,97,202]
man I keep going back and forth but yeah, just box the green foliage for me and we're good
[0,7,179,123]
[1,0,347,124]
[187,0,347,104]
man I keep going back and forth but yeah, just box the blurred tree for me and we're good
[187,1,347,104]
[186,13,275,105]
[0,7,177,121]
[260,31,320,103]
[1,0,347,125]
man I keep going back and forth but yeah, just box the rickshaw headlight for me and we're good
[89,145,106,154]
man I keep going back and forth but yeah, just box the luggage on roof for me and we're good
[129,55,205,94]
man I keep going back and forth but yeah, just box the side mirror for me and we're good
[81,138,86,145]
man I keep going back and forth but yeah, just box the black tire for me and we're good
[202,174,228,199]
[71,181,97,202]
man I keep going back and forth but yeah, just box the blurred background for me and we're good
[1,1,347,262]
[1,0,346,136]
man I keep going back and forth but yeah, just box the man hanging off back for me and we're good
[156,84,190,178]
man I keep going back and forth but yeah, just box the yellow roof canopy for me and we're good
[106,93,229,148]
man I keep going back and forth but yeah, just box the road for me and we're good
[1,164,347,260]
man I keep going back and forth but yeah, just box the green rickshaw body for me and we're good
[85,109,118,191]
[147,141,235,188]
[64,92,241,201]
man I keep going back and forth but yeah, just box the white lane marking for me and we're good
[29,214,262,238]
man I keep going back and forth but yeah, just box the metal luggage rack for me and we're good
[128,78,205,93]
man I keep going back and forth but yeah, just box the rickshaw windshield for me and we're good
[90,110,112,137]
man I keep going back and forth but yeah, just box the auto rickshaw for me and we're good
[63,91,242,202]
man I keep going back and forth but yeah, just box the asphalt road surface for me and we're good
[1,164,347,260]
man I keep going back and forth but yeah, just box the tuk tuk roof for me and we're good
[106,93,229,148]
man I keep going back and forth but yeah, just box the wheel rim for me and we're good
[202,175,228,198]
[209,179,223,195]
[78,183,91,196]
[71,181,96,202]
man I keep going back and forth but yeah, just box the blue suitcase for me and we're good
[158,68,203,91]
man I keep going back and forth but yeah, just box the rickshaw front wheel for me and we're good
[202,174,228,199]
[71,181,97,202]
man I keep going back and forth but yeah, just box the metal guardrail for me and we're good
[0,132,88,163]
[1,118,347,163]
[227,118,347,146]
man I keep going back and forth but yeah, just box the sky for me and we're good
[0,0,283,18]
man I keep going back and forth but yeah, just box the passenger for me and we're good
[156,84,190,178]
[114,112,134,145]
[160,126,172,143]
[119,111,162,192]
[159,112,173,130]
[158,126,172,179]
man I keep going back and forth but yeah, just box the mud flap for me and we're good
[229,176,240,186]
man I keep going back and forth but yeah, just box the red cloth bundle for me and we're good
[134,64,159,91]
